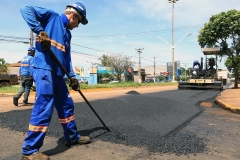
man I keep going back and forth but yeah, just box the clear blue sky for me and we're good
[1,0,240,70]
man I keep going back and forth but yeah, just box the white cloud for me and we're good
[116,0,240,26]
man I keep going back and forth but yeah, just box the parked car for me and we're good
[80,78,88,84]
[101,77,111,83]
[0,73,19,87]
[109,79,119,83]
[144,78,155,83]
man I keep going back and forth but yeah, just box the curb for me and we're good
[214,99,240,114]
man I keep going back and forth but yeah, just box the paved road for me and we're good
[0,85,240,160]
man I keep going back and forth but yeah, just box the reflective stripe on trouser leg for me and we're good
[22,68,54,155]
[53,74,80,142]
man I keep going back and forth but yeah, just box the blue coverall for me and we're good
[15,54,34,103]
[192,60,201,70]
[20,6,80,155]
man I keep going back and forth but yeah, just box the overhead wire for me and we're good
[0,27,199,65]
[75,25,203,38]
[0,35,29,40]
[71,43,120,55]
[0,38,29,44]
[0,2,203,69]
[71,51,100,59]
[0,2,19,8]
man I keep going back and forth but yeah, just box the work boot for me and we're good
[22,102,33,106]
[13,96,19,106]
[65,136,91,146]
[21,152,50,160]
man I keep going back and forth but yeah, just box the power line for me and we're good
[0,39,29,44]
[71,51,100,59]
[141,57,152,62]
[0,2,19,8]
[13,0,20,8]
[71,43,120,55]
[0,35,29,40]
[76,25,202,38]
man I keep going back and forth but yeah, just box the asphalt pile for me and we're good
[0,94,206,155]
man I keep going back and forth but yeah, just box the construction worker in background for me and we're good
[13,46,35,106]
[20,2,90,160]
[192,60,202,71]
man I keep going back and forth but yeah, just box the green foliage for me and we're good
[102,73,114,80]
[0,82,178,93]
[225,56,240,76]
[78,81,177,89]
[107,54,134,81]
[97,54,110,67]
[198,9,240,53]
[224,57,234,73]
[0,58,9,73]
[180,76,187,81]
[198,9,240,88]
[99,73,114,83]
[0,85,21,92]
[158,75,166,81]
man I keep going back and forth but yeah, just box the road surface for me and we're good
[0,85,240,160]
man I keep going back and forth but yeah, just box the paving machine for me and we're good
[178,47,224,90]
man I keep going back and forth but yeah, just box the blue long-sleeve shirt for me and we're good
[20,6,76,78]
[19,54,34,76]
[192,60,201,70]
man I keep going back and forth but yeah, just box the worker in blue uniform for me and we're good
[20,2,90,160]
[192,60,202,70]
[13,46,35,106]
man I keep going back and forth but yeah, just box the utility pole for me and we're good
[172,2,175,82]
[152,57,157,81]
[168,0,179,82]
[30,30,34,47]
[135,48,144,83]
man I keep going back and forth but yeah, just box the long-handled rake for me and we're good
[48,49,110,132]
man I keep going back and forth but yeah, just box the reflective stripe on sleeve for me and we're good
[21,64,30,66]
[36,37,66,52]
[51,39,66,52]
[28,124,48,132]
[59,115,75,124]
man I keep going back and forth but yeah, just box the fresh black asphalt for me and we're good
[0,89,221,155]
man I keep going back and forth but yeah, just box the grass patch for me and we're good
[0,82,177,93]
[0,85,21,93]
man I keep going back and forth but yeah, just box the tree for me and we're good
[198,9,240,88]
[0,58,9,73]
[224,57,240,78]
[97,54,110,67]
[180,67,186,76]
[184,67,192,78]
[107,54,134,81]
[158,75,166,81]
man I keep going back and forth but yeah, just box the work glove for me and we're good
[69,78,80,91]
[38,31,51,50]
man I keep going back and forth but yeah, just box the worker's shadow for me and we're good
[43,126,108,156]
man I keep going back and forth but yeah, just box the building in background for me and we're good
[143,64,167,78]
[74,64,97,85]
